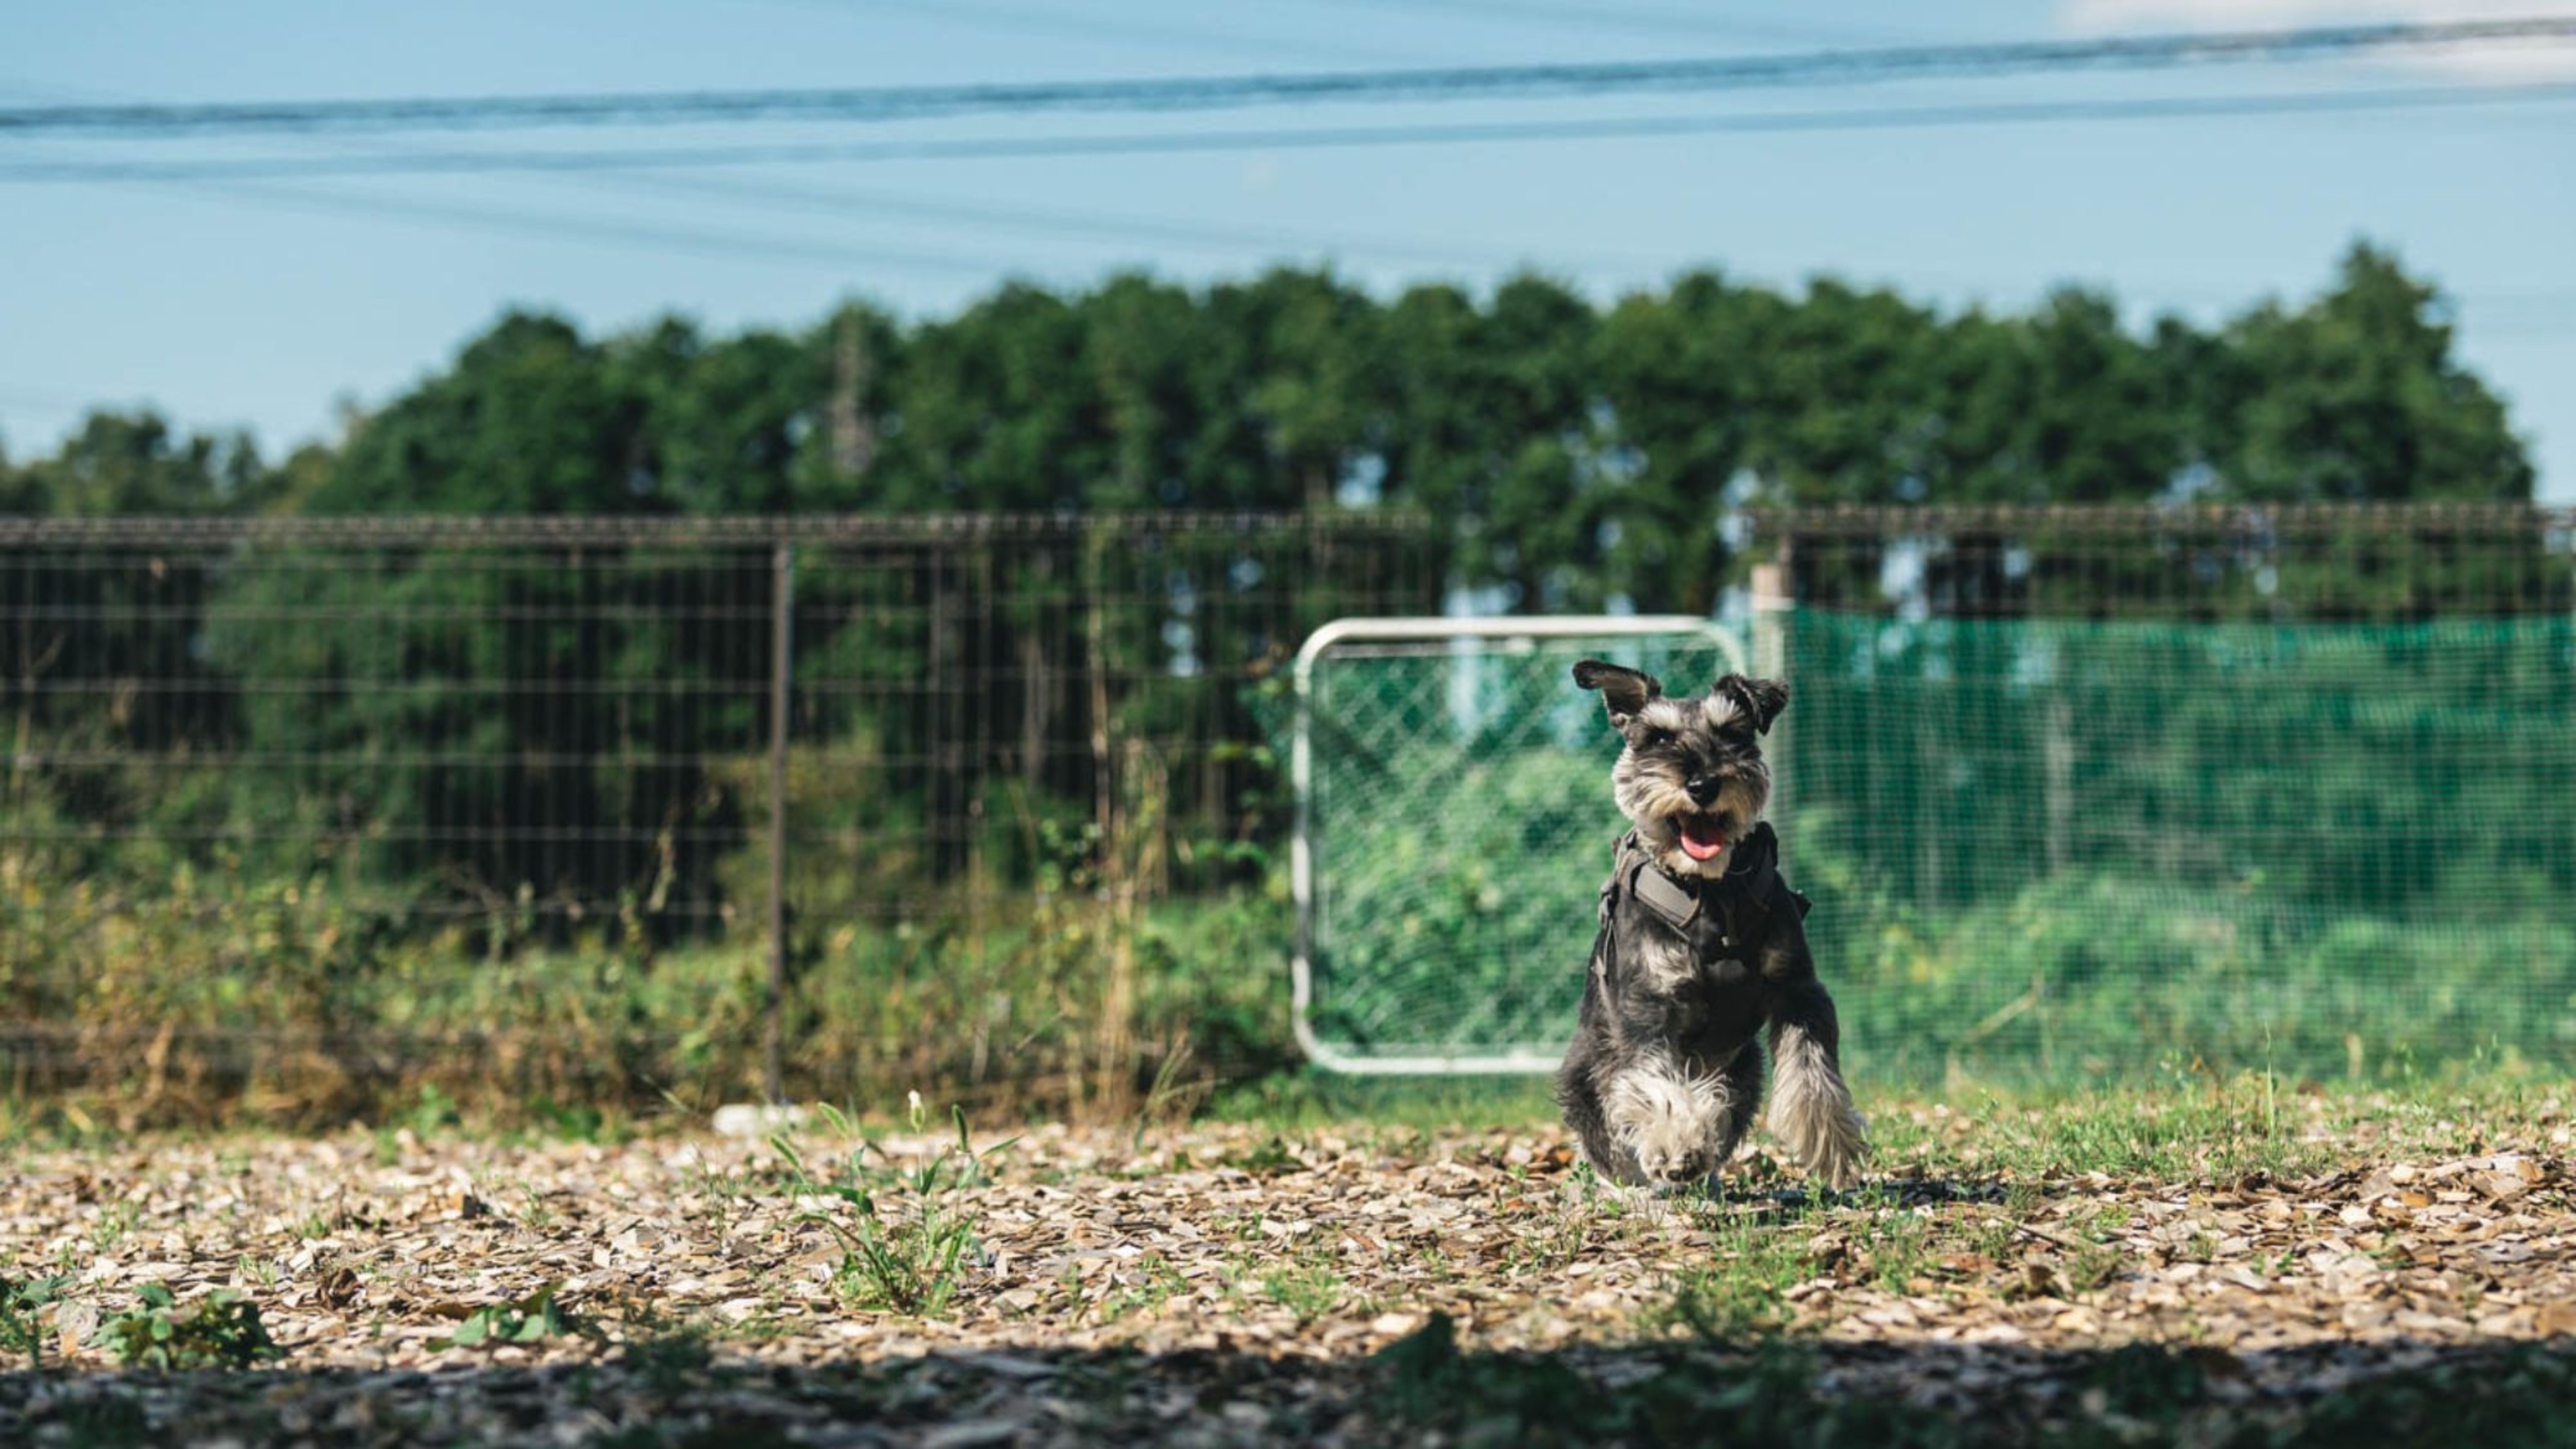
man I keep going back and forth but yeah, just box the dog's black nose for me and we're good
[1685,775,1720,807]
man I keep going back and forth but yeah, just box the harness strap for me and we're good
[1630,855,1702,929]
[1605,823,1807,947]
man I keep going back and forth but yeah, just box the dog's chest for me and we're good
[1615,900,1764,1046]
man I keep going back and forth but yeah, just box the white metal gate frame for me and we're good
[1290,614,1748,1074]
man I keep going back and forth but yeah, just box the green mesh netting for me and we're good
[1789,609,2576,1085]
[1295,611,2576,1083]
[1296,627,1739,1065]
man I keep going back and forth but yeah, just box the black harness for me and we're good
[1599,820,1812,970]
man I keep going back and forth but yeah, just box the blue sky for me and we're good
[5,0,2572,498]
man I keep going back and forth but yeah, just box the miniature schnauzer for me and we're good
[1555,661,1867,1193]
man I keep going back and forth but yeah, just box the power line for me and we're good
[143,177,1037,278]
[56,151,2576,316]
[6,80,2569,183]
[8,62,2572,330]
[48,143,2576,325]
[4,19,2571,138]
[0,72,1671,285]
[1282,0,1925,51]
[781,0,1434,67]
[604,171,1670,271]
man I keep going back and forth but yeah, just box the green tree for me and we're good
[612,318,820,515]
[1380,273,1592,607]
[311,313,641,516]
[8,410,273,516]
[879,282,1105,511]
[2200,242,2532,504]
[1588,271,1782,613]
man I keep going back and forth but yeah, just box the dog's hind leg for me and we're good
[1764,979,1867,1190]
[1556,1046,1635,1187]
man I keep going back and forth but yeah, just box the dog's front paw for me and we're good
[1767,1040,1867,1190]
[1632,1142,1717,1192]
[1780,1098,1867,1191]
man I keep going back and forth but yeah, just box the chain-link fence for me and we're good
[0,513,1437,1118]
[1762,506,2576,1083]
[1290,505,2576,1086]
[1290,618,1742,1072]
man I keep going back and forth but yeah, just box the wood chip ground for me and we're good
[3,1092,2572,1444]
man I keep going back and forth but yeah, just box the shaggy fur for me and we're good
[1556,661,1867,1192]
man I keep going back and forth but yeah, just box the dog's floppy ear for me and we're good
[1573,659,1661,726]
[1715,673,1790,735]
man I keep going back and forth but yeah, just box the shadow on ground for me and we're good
[5,1328,2574,1448]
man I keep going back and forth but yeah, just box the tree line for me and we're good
[0,242,2533,614]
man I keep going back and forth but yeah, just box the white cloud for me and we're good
[2058,0,2576,80]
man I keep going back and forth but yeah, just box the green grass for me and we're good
[1259,1263,1350,1323]
[0,873,1297,1126]
[7,838,2569,1132]
[1202,1074,1562,1131]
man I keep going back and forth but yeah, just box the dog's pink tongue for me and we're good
[1679,818,1727,862]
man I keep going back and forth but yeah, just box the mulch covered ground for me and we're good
[3,1091,2574,1445]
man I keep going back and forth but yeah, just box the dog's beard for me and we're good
[1616,766,1769,879]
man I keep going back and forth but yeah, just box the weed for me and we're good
[2063,1237,2127,1295]
[1863,1212,1938,1295]
[1259,1263,1346,1323]
[1220,1136,1303,1176]
[604,1294,717,1391]
[1500,1208,1592,1280]
[96,1284,284,1369]
[90,1200,139,1253]
[2,1271,71,1368]
[512,1181,559,1231]
[684,1156,754,1237]
[436,1281,594,1351]
[1094,1255,1192,1324]
[1660,1222,1815,1340]
[1966,1215,2020,1263]
[526,1096,613,1144]
[774,1098,1014,1318]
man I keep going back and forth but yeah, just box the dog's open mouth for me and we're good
[1676,812,1728,862]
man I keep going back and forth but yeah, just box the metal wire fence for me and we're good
[1756,503,2576,620]
[5,505,2569,1113]
[0,513,1437,1116]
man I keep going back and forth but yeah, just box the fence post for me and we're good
[765,540,795,1106]
[1751,559,1792,829]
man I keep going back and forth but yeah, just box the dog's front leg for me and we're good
[1600,1044,1733,1191]
[1764,974,1867,1190]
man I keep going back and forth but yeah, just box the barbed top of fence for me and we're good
[1746,502,2576,538]
[0,510,1433,548]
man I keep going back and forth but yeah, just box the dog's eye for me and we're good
[1643,727,1674,748]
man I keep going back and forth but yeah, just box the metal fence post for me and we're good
[766,539,795,1105]
[1750,559,1792,831]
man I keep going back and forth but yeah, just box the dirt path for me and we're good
[3,1090,2572,1444]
